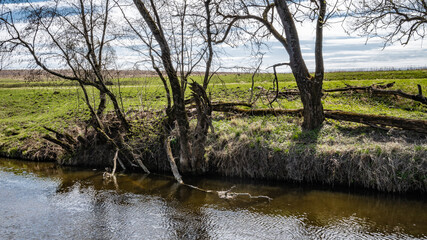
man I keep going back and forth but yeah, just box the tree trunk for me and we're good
[203,0,213,90]
[133,0,193,171]
[190,82,212,172]
[299,76,324,130]
[96,91,106,116]
[274,0,325,130]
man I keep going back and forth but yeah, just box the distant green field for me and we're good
[0,69,426,153]
[1,69,426,88]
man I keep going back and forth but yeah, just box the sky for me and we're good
[1,1,426,73]
[215,19,427,73]
[110,15,427,73]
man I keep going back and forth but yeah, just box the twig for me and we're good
[267,63,290,106]
[249,57,263,103]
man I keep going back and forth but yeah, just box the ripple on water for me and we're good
[0,159,426,240]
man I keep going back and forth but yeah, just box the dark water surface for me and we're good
[0,158,426,240]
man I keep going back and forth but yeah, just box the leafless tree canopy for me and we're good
[214,0,334,129]
[0,0,130,129]
[347,0,427,45]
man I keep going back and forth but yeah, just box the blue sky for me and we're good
[2,1,426,72]
[214,19,427,73]
[111,16,427,73]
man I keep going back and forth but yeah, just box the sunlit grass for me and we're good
[0,69,426,154]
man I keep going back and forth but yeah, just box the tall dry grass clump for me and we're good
[206,116,426,193]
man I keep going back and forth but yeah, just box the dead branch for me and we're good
[271,82,427,105]
[249,57,264,103]
[103,149,119,180]
[111,149,119,175]
[323,81,426,105]
[323,82,395,92]
[213,106,303,116]
[42,135,73,153]
[184,184,272,201]
[43,126,77,145]
[211,101,252,109]
[212,107,427,134]
[370,87,427,105]
[271,82,395,96]
[134,155,151,174]
[267,62,291,106]
[324,110,427,134]
[165,137,184,184]
[117,157,126,171]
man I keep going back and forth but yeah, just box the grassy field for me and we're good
[1,69,426,153]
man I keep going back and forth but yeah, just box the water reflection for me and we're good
[0,158,426,239]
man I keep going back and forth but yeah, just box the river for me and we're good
[0,158,426,239]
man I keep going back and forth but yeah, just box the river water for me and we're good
[0,158,426,240]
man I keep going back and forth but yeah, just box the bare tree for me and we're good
[0,0,129,130]
[346,0,427,45]
[216,0,331,130]
[129,0,214,174]
[0,0,153,174]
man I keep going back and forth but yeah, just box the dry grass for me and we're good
[205,115,427,193]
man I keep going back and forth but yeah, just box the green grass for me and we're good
[0,69,426,156]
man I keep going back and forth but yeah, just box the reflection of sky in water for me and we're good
[0,159,426,240]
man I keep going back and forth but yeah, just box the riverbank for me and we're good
[1,112,426,194]
[1,70,426,193]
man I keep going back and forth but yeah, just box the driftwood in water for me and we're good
[212,106,427,134]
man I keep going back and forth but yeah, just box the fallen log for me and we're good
[370,87,427,105]
[265,82,396,97]
[211,101,252,108]
[212,107,427,134]
[213,106,303,117]
[323,82,395,92]
[324,110,427,134]
[272,82,427,105]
